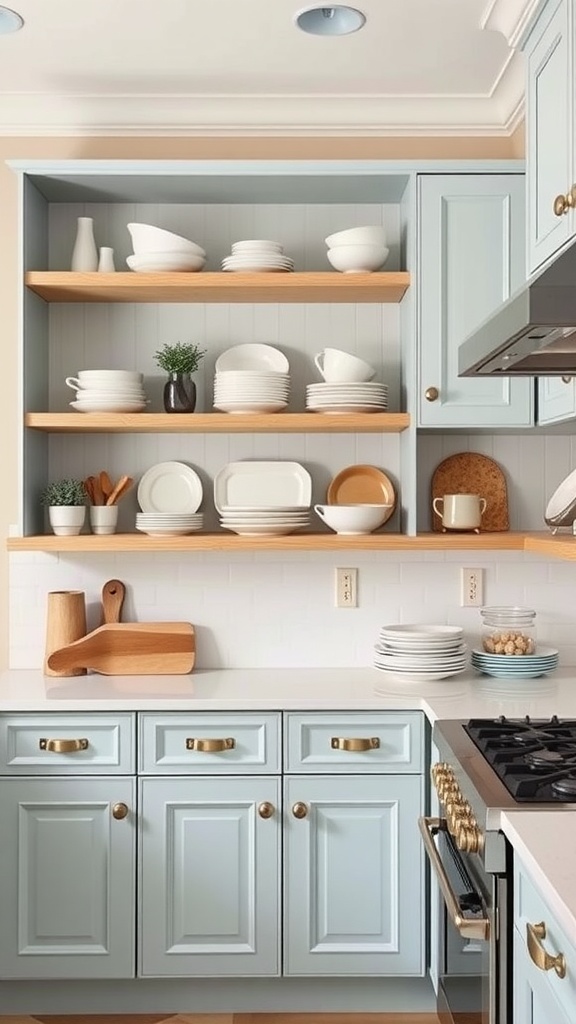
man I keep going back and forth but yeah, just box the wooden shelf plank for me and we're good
[7,531,528,553]
[25,412,410,434]
[24,271,410,304]
[523,532,576,560]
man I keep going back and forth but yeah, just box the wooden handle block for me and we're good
[44,591,87,677]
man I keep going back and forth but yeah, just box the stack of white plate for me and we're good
[471,646,559,679]
[214,370,290,413]
[221,239,294,273]
[67,369,148,413]
[373,624,467,682]
[306,381,388,414]
[136,513,203,536]
[219,505,310,536]
[136,460,203,536]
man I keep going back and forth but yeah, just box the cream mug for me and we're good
[433,493,487,531]
[314,347,376,383]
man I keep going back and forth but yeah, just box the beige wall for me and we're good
[0,128,525,669]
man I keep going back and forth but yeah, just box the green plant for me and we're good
[154,341,207,375]
[40,478,87,507]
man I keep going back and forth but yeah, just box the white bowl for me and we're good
[127,223,206,257]
[314,503,392,535]
[325,226,387,248]
[327,245,390,274]
[127,253,206,273]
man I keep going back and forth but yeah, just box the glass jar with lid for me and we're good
[480,606,537,655]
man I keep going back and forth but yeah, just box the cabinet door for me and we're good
[526,0,572,273]
[139,775,281,977]
[418,174,532,428]
[284,774,424,976]
[537,373,576,424]
[0,777,136,979]
[513,927,572,1024]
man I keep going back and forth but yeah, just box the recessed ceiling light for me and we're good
[295,5,366,36]
[0,5,23,34]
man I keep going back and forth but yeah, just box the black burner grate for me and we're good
[465,716,576,801]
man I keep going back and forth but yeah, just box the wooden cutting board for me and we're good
[431,453,509,532]
[46,622,195,675]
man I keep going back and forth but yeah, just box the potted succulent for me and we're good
[40,478,87,536]
[154,341,207,413]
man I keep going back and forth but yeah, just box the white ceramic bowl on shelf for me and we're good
[325,226,387,248]
[127,222,206,257]
[126,253,205,273]
[327,244,390,273]
[314,503,392,535]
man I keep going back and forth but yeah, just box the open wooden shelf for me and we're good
[523,532,576,559]
[25,411,410,434]
[24,271,411,304]
[7,531,529,553]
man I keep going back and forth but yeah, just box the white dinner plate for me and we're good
[215,343,290,373]
[71,400,147,413]
[221,523,306,536]
[214,400,288,413]
[307,403,387,414]
[545,467,576,521]
[214,461,311,512]
[138,461,203,514]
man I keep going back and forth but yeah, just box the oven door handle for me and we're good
[419,815,490,941]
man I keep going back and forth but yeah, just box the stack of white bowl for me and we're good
[126,222,206,273]
[325,225,389,273]
[65,370,148,413]
[214,371,290,413]
[221,239,294,273]
[135,512,203,536]
[373,624,467,682]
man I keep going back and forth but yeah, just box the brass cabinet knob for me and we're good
[186,737,235,752]
[331,736,380,752]
[258,801,275,819]
[112,802,129,820]
[292,801,308,819]
[554,193,568,216]
[425,386,439,402]
[39,738,88,753]
[527,921,566,978]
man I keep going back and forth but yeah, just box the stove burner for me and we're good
[524,749,565,767]
[552,776,576,796]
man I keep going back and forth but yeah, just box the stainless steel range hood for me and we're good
[459,239,576,376]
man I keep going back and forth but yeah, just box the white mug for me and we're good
[433,493,487,531]
[89,504,119,536]
[314,347,376,383]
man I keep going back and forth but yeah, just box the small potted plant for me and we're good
[41,478,87,536]
[154,341,207,413]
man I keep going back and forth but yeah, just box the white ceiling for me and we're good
[0,0,537,135]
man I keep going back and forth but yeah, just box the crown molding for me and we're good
[0,87,526,138]
[481,0,543,48]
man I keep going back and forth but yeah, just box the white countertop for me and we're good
[2,665,576,941]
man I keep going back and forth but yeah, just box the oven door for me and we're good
[419,815,498,1024]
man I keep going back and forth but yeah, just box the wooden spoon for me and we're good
[101,579,126,625]
[106,474,133,506]
[99,470,114,503]
[84,477,96,505]
[91,474,105,505]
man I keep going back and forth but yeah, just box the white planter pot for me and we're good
[48,506,86,536]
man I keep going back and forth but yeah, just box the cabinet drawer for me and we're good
[284,712,424,773]
[514,861,576,1022]
[0,713,135,774]
[139,712,281,773]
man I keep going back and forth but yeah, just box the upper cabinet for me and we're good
[524,0,574,274]
[416,174,533,428]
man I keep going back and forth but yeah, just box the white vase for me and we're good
[71,217,98,271]
[48,506,86,537]
[98,246,116,272]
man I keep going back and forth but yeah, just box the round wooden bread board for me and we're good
[431,452,509,532]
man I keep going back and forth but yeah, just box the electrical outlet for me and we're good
[335,567,358,607]
[461,567,483,607]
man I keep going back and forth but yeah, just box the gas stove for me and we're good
[465,715,576,801]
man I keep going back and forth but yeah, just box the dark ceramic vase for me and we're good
[163,372,196,413]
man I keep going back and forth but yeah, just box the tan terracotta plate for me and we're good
[327,464,397,525]
[431,452,509,532]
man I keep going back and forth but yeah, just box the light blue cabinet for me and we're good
[284,773,424,976]
[537,373,576,423]
[513,859,576,1024]
[417,174,533,428]
[139,775,281,977]
[524,0,573,274]
[0,776,136,979]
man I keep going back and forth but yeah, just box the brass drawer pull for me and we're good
[331,736,380,752]
[258,801,275,819]
[186,737,235,752]
[292,801,308,819]
[39,738,89,753]
[526,921,566,978]
[112,802,129,820]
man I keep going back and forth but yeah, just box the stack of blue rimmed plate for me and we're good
[471,645,559,679]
